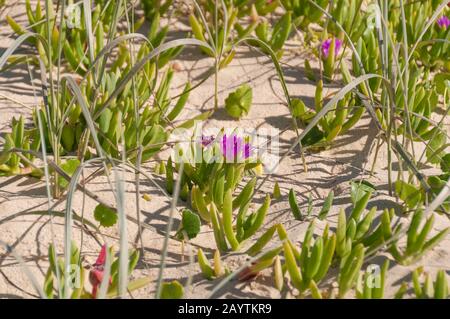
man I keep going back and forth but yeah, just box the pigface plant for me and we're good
[0,116,40,176]
[141,0,173,21]
[391,0,450,70]
[197,248,230,280]
[280,0,327,29]
[389,209,450,266]
[296,221,337,292]
[1,0,450,301]
[188,1,255,67]
[167,130,272,251]
[396,267,449,299]
[254,11,292,58]
[33,55,191,163]
[241,221,336,298]
[321,37,343,81]
[7,0,121,73]
[326,0,366,41]
[355,260,389,299]
[291,75,365,148]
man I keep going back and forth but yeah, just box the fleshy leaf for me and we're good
[160,280,184,299]
[94,204,118,227]
[58,158,80,188]
[395,180,422,209]
[178,209,201,240]
[351,180,376,205]
[225,84,253,119]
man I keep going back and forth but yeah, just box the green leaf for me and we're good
[426,130,446,164]
[440,153,450,173]
[350,180,376,205]
[197,248,214,280]
[304,59,316,81]
[160,280,184,299]
[94,203,118,227]
[273,181,281,199]
[434,73,450,95]
[395,180,422,209]
[291,98,315,122]
[178,209,201,240]
[270,12,291,52]
[61,125,76,152]
[176,110,212,129]
[224,84,253,119]
[288,188,303,220]
[43,268,54,299]
[302,126,325,147]
[318,191,334,220]
[58,158,80,189]
[141,124,169,162]
[0,134,13,165]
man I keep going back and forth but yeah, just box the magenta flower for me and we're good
[321,38,342,58]
[89,245,111,298]
[200,135,215,147]
[220,134,251,161]
[437,16,450,29]
[244,143,251,158]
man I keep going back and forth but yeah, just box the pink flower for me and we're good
[89,245,111,298]
[437,16,450,29]
[200,135,215,147]
[220,134,252,161]
[321,38,342,58]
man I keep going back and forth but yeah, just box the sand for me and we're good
[0,1,449,299]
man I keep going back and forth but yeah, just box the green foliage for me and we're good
[356,259,389,299]
[352,30,382,93]
[0,116,39,176]
[2,0,450,301]
[327,0,366,40]
[197,248,228,280]
[94,203,118,227]
[160,280,184,299]
[288,188,303,220]
[318,190,334,220]
[338,243,365,298]
[397,267,449,299]
[281,0,328,28]
[189,2,256,65]
[177,209,201,240]
[255,11,292,57]
[272,181,281,199]
[394,0,450,68]
[224,84,253,119]
[390,210,450,265]
[395,180,423,209]
[57,158,80,189]
[141,0,173,21]
[299,221,336,291]
[291,77,365,148]
[245,222,336,298]
[351,180,376,205]
[167,132,269,251]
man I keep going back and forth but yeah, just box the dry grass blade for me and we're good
[155,162,185,299]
